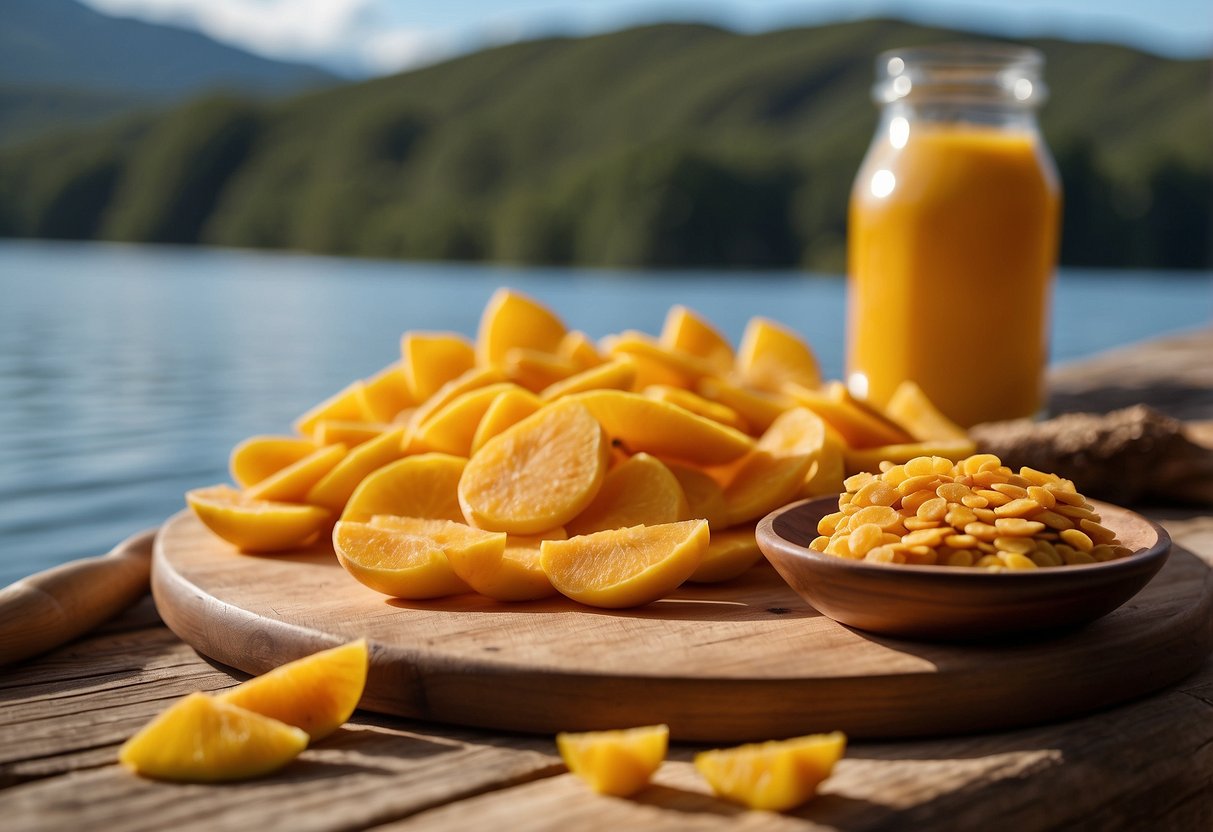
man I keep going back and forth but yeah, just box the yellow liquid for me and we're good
[847,123,1060,427]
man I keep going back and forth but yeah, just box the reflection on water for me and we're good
[1,240,1209,584]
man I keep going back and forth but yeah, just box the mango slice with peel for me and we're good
[566,390,753,465]
[477,287,567,367]
[440,527,564,601]
[402,332,476,402]
[119,693,307,783]
[557,724,669,797]
[230,435,318,488]
[694,731,847,812]
[342,453,467,523]
[689,526,764,583]
[217,640,369,741]
[306,427,407,513]
[567,453,689,536]
[187,486,331,553]
[459,400,610,534]
[333,520,473,599]
[244,443,348,503]
[540,519,708,608]
[735,317,822,394]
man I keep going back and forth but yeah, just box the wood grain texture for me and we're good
[152,509,1213,741]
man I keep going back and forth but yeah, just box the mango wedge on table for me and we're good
[557,724,669,797]
[120,640,369,782]
[217,639,369,741]
[189,287,973,608]
[120,693,308,783]
[695,731,847,812]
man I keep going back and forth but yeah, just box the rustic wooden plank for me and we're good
[382,659,1213,831]
[0,720,563,832]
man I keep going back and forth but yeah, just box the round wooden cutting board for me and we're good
[153,510,1213,741]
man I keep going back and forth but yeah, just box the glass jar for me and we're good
[846,44,1061,427]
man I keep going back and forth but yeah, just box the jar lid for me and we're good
[874,43,1047,107]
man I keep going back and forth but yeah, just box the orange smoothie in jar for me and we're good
[846,46,1061,428]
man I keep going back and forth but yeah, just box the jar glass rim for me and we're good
[874,42,1047,106]
[877,43,1044,74]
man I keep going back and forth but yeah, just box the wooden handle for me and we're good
[0,528,157,666]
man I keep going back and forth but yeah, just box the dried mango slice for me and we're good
[187,485,331,553]
[735,317,821,394]
[439,526,563,602]
[305,427,407,513]
[540,519,708,608]
[459,400,609,534]
[477,288,567,367]
[217,640,368,741]
[695,732,846,812]
[244,444,348,503]
[357,361,414,423]
[230,436,318,489]
[342,453,467,523]
[469,387,544,454]
[333,520,473,599]
[120,693,307,783]
[557,724,669,796]
[689,526,764,583]
[402,332,476,402]
[541,359,637,401]
[885,380,970,442]
[659,305,733,374]
[565,390,753,465]
[293,381,367,438]
[412,383,520,457]
[567,453,689,536]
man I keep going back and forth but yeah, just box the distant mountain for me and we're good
[0,0,338,144]
[1,20,1208,269]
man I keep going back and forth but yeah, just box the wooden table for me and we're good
[4,329,1213,831]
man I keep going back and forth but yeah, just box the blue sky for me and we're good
[82,0,1213,76]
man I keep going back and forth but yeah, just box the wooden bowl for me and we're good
[756,496,1171,641]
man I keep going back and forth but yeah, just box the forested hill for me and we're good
[1,20,1209,269]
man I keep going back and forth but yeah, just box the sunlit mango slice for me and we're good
[217,640,368,741]
[230,435,319,489]
[696,376,792,435]
[557,724,669,797]
[884,380,970,442]
[567,453,689,536]
[459,400,609,534]
[694,732,847,812]
[119,693,307,783]
[405,366,505,441]
[541,358,637,401]
[412,383,519,456]
[477,288,567,367]
[244,444,348,503]
[644,385,749,433]
[557,330,604,370]
[565,390,753,465]
[293,381,368,438]
[333,520,472,599]
[756,407,847,499]
[784,381,912,449]
[540,519,708,608]
[187,485,331,552]
[358,361,414,423]
[402,331,476,402]
[660,305,733,375]
[469,387,544,454]
[342,453,467,523]
[305,427,408,513]
[602,331,717,386]
[311,420,388,447]
[721,450,813,527]
[503,348,579,392]
[689,526,764,583]
[666,462,731,528]
[735,317,822,394]
[440,527,563,602]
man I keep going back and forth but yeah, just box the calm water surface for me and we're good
[2,240,1210,584]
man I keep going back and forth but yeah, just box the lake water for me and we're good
[1,239,1210,585]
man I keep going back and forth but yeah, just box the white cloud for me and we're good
[82,0,447,74]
